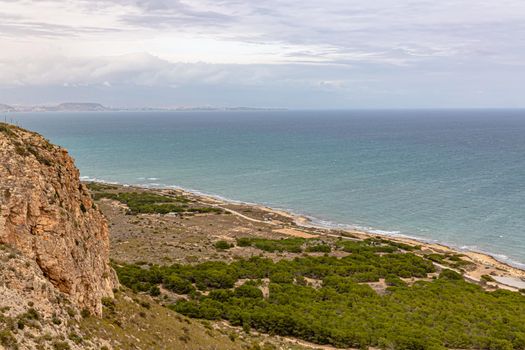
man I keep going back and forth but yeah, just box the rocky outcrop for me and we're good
[0,123,117,316]
[0,245,112,349]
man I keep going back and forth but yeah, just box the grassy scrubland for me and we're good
[114,238,525,350]
[80,290,245,350]
[87,184,525,349]
[235,236,418,255]
[88,187,222,215]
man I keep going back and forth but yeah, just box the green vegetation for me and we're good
[164,274,195,294]
[79,290,245,350]
[91,191,222,215]
[236,237,332,253]
[481,274,496,283]
[384,274,407,287]
[214,240,233,250]
[52,341,71,350]
[0,123,16,138]
[0,329,17,348]
[304,244,331,253]
[438,269,463,280]
[85,182,118,191]
[25,144,53,166]
[80,308,90,318]
[426,253,473,270]
[1,123,54,165]
[115,251,435,293]
[336,238,413,254]
[114,246,525,350]
[92,191,187,214]
[187,207,224,214]
[12,141,53,166]
[236,237,305,253]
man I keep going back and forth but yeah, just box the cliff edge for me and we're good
[0,123,116,317]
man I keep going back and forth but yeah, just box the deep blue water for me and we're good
[11,110,525,267]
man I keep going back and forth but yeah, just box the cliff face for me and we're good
[0,123,116,316]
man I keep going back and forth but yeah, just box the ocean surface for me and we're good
[10,110,525,268]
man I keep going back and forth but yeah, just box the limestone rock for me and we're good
[0,246,112,349]
[0,123,117,316]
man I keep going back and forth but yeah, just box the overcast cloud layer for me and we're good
[1,0,524,108]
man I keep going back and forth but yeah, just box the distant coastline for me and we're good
[0,102,287,113]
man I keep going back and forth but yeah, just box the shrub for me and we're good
[214,240,232,250]
[66,307,76,317]
[52,341,71,350]
[101,297,114,306]
[139,301,151,309]
[0,123,16,137]
[236,237,252,247]
[234,285,263,299]
[439,269,463,280]
[14,145,29,157]
[187,207,223,214]
[68,332,83,344]
[269,272,294,284]
[385,274,407,287]
[235,237,305,253]
[26,145,53,166]
[337,239,397,254]
[80,308,90,318]
[24,308,40,320]
[305,244,331,253]
[209,289,233,302]
[163,275,194,294]
[149,285,161,296]
[0,330,17,348]
[101,297,115,313]
[481,274,496,282]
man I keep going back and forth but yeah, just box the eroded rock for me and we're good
[0,123,117,316]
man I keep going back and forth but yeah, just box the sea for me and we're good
[10,109,525,268]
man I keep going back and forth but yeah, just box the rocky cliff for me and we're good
[0,123,117,317]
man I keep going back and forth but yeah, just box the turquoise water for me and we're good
[12,110,525,267]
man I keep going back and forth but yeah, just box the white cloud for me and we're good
[0,0,524,107]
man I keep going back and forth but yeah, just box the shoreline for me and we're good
[84,178,525,289]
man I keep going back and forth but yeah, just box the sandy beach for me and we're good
[235,200,525,290]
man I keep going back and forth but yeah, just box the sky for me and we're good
[1,0,524,109]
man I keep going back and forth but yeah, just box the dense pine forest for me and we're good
[115,238,525,350]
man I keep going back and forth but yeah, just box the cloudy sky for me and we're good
[1,0,524,108]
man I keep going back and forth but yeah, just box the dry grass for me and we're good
[80,290,243,350]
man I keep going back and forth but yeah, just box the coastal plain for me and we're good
[85,181,525,349]
[92,182,525,292]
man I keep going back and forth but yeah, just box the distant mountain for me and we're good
[52,102,110,112]
[0,103,15,112]
[225,106,287,111]
[1,102,112,112]
[0,102,287,112]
